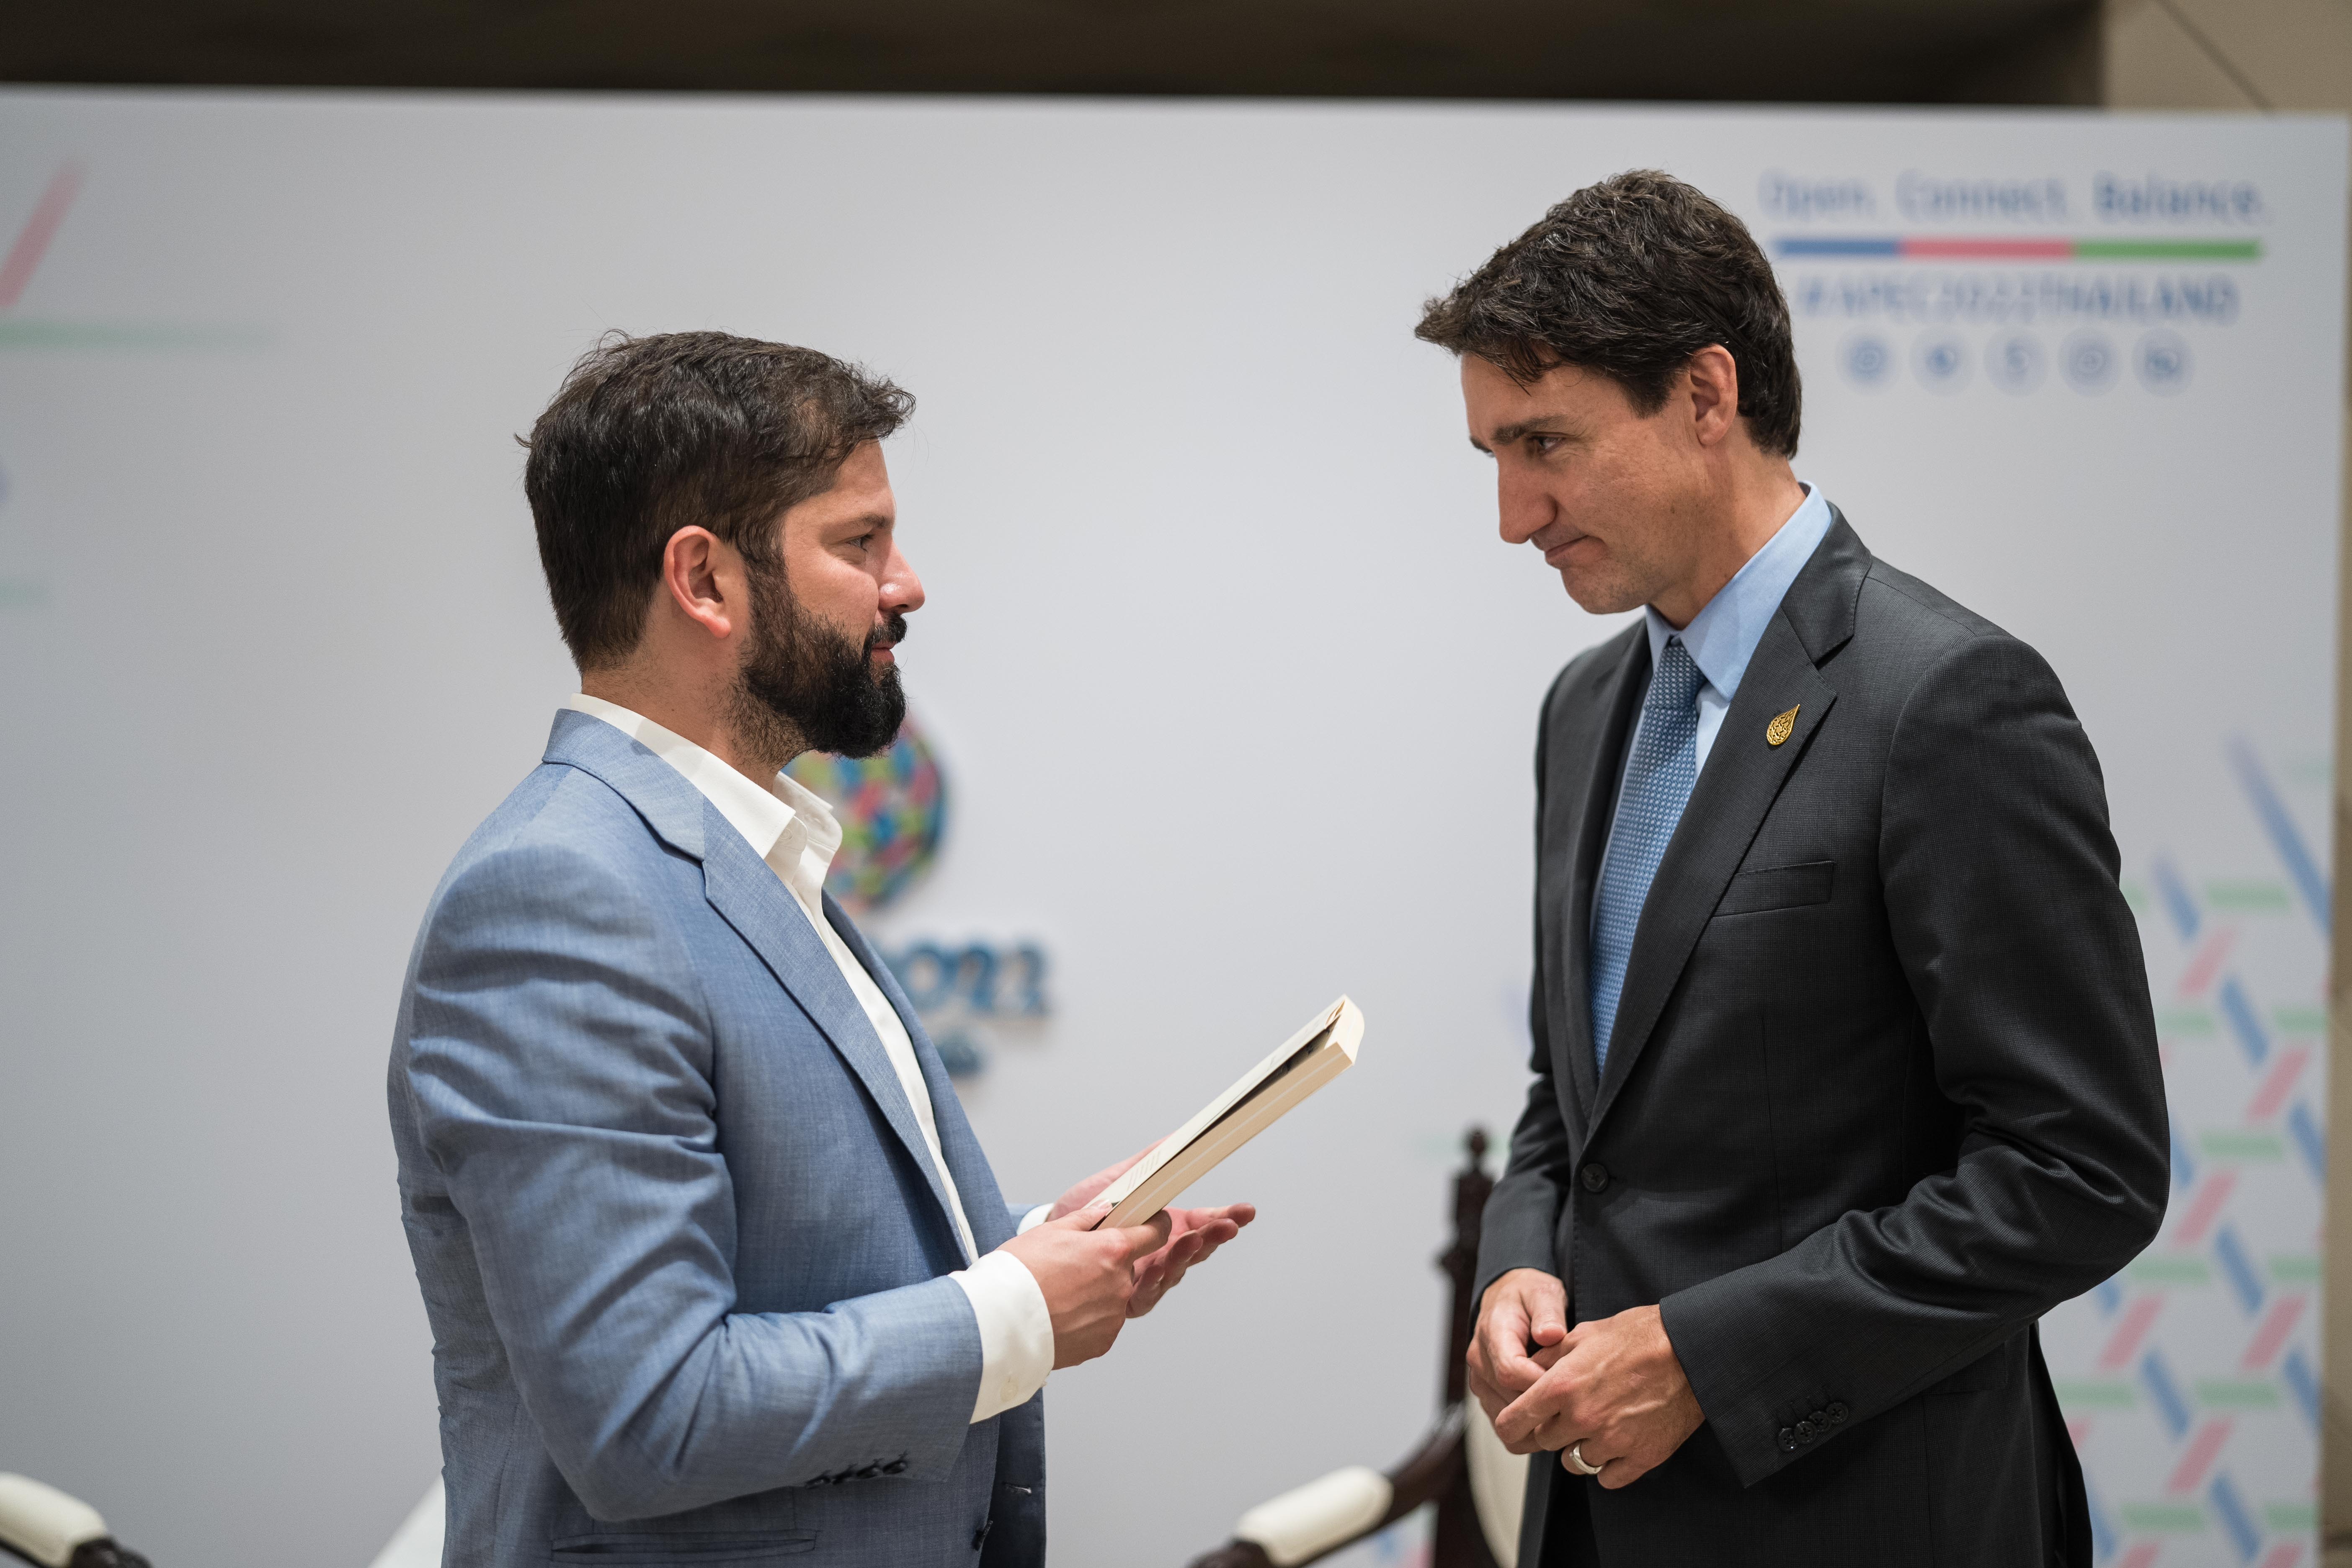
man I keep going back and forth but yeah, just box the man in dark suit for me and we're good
[1416,171,2169,1566]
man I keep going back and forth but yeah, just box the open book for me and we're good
[1091,996,1365,1230]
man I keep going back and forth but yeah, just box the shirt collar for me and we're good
[1644,482,1834,703]
[560,693,843,912]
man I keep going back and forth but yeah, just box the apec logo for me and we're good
[783,712,1050,1079]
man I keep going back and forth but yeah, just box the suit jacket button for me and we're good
[1579,1163,1610,1193]
[1808,1409,1828,1428]
[883,1459,909,1475]
[856,1463,882,1479]
[1827,1402,1848,1424]
[1777,1427,1798,1452]
[1795,1420,1816,1442]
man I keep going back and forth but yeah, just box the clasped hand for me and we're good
[996,1143,1255,1368]
[1466,1268,1704,1489]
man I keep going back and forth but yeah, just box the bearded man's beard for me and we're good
[730,554,907,772]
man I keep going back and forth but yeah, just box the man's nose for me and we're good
[1496,464,1553,544]
[881,538,925,615]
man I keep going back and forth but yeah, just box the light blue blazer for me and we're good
[387,710,1045,1568]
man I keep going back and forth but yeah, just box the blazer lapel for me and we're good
[828,895,1018,1254]
[1546,629,1650,1127]
[1586,514,1870,1133]
[698,838,970,1248]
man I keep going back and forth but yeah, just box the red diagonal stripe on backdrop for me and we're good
[2248,1046,2313,1119]
[2171,1169,2239,1248]
[0,162,85,311]
[2099,1295,2164,1369]
[2256,1541,2305,1568]
[2177,927,2237,997]
[2117,1543,2161,1568]
[2164,1417,2232,1494]
[2066,1416,2091,1449]
[2242,1294,2307,1371]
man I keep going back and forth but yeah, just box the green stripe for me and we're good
[2073,239,2263,261]
[2120,1503,2207,1532]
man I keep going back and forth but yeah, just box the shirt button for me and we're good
[1579,1163,1610,1193]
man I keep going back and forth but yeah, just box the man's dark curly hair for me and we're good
[522,330,913,669]
[1416,169,1800,457]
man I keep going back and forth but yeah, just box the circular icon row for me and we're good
[1839,330,2192,395]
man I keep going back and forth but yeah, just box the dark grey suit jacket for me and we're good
[1479,514,2168,1567]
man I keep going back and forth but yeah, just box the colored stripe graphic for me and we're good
[2289,1101,2327,1183]
[2256,1542,2306,1568]
[0,162,84,311]
[2171,1170,2237,1248]
[2177,927,2235,996]
[2218,977,2271,1067]
[2229,739,2331,935]
[2100,1295,2164,1369]
[2241,1294,2306,1371]
[2154,856,2202,941]
[2141,1349,2192,1439]
[1774,235,2263,261]
[2166,1418,2232,1493]
[2283,1347,2321,1430]
[2213,1226,2266,1316]
[2117,1545,2160,1568]
[2208,1473,2262,1563]
[2247,1047,2312,1119]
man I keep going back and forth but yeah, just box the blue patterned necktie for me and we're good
[1589,635,1704,1072]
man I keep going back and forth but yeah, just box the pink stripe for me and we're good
[2099,1296,2164,1369]
[2164,1417,2232,1494]
[2117,1543,2162,1568]
[1900,237,2074,260]
[2171,1170,2238,1248]
[0,162,84,310]
[2242,1294,2307,1370]
[2248,1046,2313,1119]
[2066,1416,2091,1449]
[2257,1542,2304,1568]
[2177,928,2237,997]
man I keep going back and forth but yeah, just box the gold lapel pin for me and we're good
[1766,705,1800,747]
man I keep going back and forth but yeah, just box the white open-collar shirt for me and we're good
[565,694,1053,1422]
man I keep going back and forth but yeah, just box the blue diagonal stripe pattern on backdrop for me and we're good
[2212,1225,2264,1316]
[2206,1474,2261,1563]
[2140,1349,2192,1439]
[2285,1347,2322,1431]
[2290,1100,2327,1184]
[2217,977,2270,1068]
[1588,636,1704,1070]
[2229,737,2330,935]
[2152,856,2201,941]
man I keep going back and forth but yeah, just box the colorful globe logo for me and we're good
[782,712,948,913]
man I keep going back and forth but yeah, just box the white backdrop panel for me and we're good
[0,91,2340,1568]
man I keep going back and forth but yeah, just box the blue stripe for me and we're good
[2093,1278,2124,1318]
[2152,856,2200,940]
[2230,738,2331,935]
[2171,1117,2198,1190]
[2140,1349,2192,1439]
[2084,1470,2119,1562]
[1774,237,1902,256]
[2218,976,2269,1067]
[2213,1225,2264,1316]
[2290,1100,2327,1184]
[2208,1473,2261,1562]
[2285,1346,2321,1430]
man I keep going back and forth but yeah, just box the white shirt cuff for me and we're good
[951,1250,1055,1423]
[1016,1204,1050,1235]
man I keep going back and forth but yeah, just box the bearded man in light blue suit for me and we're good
[387,332,1253,1568]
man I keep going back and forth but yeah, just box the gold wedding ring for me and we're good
[1566,1442,1603,1477]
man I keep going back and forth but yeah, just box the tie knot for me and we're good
[1650,636,1703,713]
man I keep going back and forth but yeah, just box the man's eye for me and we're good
[1531,435,1564,456]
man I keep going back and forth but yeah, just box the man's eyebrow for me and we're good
[1477,418,1573,449]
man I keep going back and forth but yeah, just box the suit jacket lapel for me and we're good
[698,839,970,1248]
[1587,514,1870,1133]
[1547,629,1650,1127]
[828,895,1018,1253]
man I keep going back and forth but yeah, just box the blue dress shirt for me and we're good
[1594,483,1835,916]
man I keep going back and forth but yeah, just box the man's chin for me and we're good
[1560,567,1646,618]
